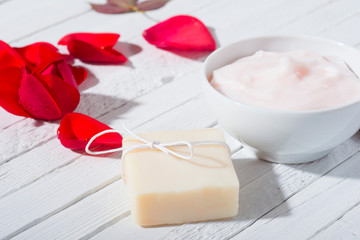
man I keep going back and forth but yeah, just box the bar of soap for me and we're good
[122,128,239,226]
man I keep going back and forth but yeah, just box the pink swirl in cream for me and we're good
[211,50,360,110]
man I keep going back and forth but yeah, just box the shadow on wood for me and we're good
[232,157,290,221]
[78,68,100,92]
[287,132,360,179]
[76,93,139,126]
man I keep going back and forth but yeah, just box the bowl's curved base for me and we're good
[250,148,332,164]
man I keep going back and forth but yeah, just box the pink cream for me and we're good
[210,50,360,110]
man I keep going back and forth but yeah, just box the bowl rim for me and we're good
[202,34,360,115]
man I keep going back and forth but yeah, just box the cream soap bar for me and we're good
[122,128,239,226]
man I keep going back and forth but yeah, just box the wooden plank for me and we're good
[0,0,335,166]
[0,0,90,43]
[0,0,328,165]
[12,180,130,240]
[0,0,226,155]
[274,0,360,35]
[91,132,360,240]
[10,0,284,46]
[0,0,286,171]
[0,93,233,239]
[3,0,223,44]
[89,148,272,240]
[1,0,243,166]
[95,5,358,238]
[11,98,245,240]
[188,0,286,31]
[0,108,24,129]
[312,202,360,239]
[0,36,204,165]
[321,14,360,46]
[234,152,360,240]
[1,0,358,236]
[152,135,360,240]
[0,154,123,240]
[0,70,203,198]
[215,0,331,45]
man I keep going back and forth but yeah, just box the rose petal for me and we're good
[0,67,31,117]
[0,49,25,70]
[41,74,80,116]
[109,0,138,8]
[91,3,132,14]
[56,59,79,89]
[15,42,61,69]
[70,65,88,85]
[0,41,26,69]
[0,41,12,51]
[65,39,127,64]
[58,33,120,49]
[58,33,127,64]
[35,59,60,76]
[18,73,63,120]
[143,15,216,51]
[58,113,123,151]
[0,41,83,121]
[18,71,80,120]
[33,59,82,88]
[136,0,169,11]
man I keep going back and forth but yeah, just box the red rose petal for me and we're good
[18,69,80,121]
[58,33,127,64]
[36,60,60,76]
[58,33,120,47]
[70,65,88,85]
[57,113,123,151]
[143,15,216,51]
[56,59,78,89]
[65,39,127,64]
[0,41,26,69]
[33,59,82,88]
[41,74,80,116]
[18,73,63,120]
[15,42,61,69]
[0,49,25,70]
[0,41,84,121]
[0,67,31,117]
[0,40,12,50]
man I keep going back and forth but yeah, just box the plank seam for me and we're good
[9,9,91,44]
[8,111,222,238]
[0,153,81,199]
[80,210,131,240]
[0,73,190,165]
[0,79,204,203]
[318,11,360,35]
[229,147,360,239]
[6,172,122,239]
[133,94,204,128]
[275,0,341,30]
[307,192,360,239]
[1,118,25,130]
[0,135,58,167]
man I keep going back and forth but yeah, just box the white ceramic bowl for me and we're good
[202,35,360,164]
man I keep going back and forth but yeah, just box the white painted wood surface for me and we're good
[1,0,360,239]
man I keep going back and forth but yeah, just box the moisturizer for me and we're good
[210,50,360,110]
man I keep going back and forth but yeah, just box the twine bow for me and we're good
[85,124,230,160]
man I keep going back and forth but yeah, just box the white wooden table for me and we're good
[1,0,360,239]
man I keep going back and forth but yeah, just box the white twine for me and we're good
[85,124,230,160]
